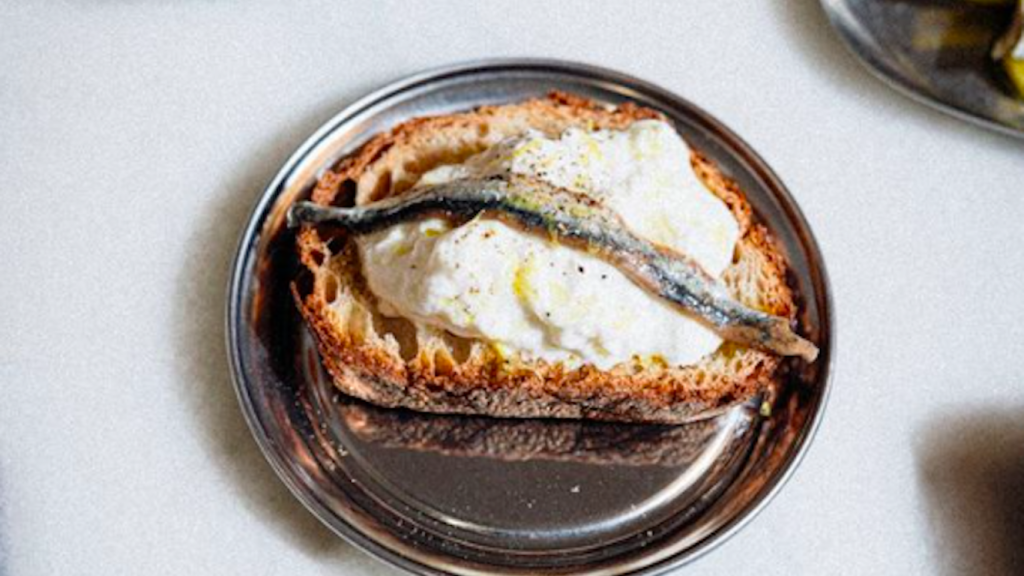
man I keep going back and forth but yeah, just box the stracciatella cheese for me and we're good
[356,120,740,369]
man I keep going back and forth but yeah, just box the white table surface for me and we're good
[2,1,1023,574]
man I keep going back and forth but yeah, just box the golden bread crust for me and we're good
[293,92,797,423]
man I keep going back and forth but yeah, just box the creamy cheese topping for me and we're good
[356,120,741,369]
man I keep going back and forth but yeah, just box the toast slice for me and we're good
[293,92,798,424]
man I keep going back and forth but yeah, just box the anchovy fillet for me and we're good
[289,175,818,362]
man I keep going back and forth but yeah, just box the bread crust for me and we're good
[293,92,798,424]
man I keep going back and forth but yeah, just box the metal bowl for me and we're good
[822,0,1024,138]
[226,59,834,575]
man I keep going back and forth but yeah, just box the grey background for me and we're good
[1,1,1022,575]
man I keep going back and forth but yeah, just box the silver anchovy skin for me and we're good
[289,175,819,362]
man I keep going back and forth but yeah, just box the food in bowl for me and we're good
[289,93,817,424]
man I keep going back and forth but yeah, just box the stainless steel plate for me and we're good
[227,59,834,575]
[822,0,1024,138]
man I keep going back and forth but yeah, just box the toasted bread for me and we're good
[293,92,797,424]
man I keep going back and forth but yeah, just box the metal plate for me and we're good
[227,59,834,575]
[822,0,1024,138]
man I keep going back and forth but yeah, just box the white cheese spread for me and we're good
[356,120,740,369]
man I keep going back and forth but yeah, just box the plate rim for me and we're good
[225,57,836,575]
[820,0,1024,140]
